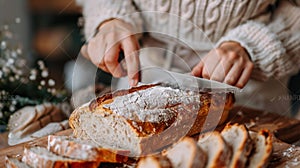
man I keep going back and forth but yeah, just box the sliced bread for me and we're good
[69,84,234,156]
[137,156,172,168]
[5,156,31,168]
[164,137,207,168]
[197,131,232,168]
[247,130,273,168]
[220,123,253,168]
[22,146,99,168]
[47,135,129,162]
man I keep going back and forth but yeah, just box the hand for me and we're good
[191,41,254,88]
[81,19,140,86]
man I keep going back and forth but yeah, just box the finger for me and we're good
[121,36,140,86]
[235,62,254,88]
[87,38,105,66]
[99,60,109,73]
[210,59,233,82]
[191,60,204,77]
[224,63,244,86]
[86,38,110,72]
[80,44,89,59]
[201,54,220,79]
[103,44,125,78]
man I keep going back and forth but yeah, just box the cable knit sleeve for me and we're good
[216,0,300,81]
[77,0,143,41]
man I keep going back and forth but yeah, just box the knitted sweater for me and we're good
[77,0,300,115]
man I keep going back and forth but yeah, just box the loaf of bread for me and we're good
[69,84,234,156]
[47,135,129,163]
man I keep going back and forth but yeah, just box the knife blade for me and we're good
[140,67,240,92]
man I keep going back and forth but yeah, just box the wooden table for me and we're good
[0,107,300,167]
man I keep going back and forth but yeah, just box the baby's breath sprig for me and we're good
[0,21,68,127]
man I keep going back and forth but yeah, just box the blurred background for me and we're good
[0,0,83,89]
[0,0,299,115]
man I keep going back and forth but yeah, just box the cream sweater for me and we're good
[77,0,300,115]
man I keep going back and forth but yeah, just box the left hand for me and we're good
[191,41,254,88]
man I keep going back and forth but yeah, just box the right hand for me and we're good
[81,19,140,86]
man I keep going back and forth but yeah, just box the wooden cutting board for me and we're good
[0,106,300,167]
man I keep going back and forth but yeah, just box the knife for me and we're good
[140,67,240,93]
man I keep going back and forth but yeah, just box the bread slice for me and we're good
[9,120,69,145]
[163,137,206,168]
[247,130,272,168]
[220,123,253,168]
[5,156,31,168]
[47,135,129,162]
[69,84,234,156]
[137,156,172,168]
[197,131,232,168]
[22,146,99,168]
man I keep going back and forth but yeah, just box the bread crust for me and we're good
[22,147,99,168]
[198,131,232,168]
[247,130,273,168]
[164,137,207,168]
[137,156,172,168]
[48,135,129,163]
[5,156,30,168]
[221,123,253,168]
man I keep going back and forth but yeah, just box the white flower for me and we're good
[9,76,15,82]
[7,58,14,65]
[48,79,55,86]
[2,66,9,74]
[0,111,3,118]
[12,100,17,105]
[16,48,22,55]
[16,70,23,75]
[1,41,7,49]
[29,74,36,80]
[9,105,15,112]
[51,88,56,94]
[11,51,17,58]
[41,70,49,78]
[37,60,45,69]
[40,80,45,86]
[30,69,37,75]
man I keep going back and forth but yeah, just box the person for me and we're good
[75,0,300,116]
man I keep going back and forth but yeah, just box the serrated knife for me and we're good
[140,67,240,92]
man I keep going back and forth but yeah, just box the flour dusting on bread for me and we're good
[103,86,201,123]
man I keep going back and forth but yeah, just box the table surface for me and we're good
[1,106,300,168]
